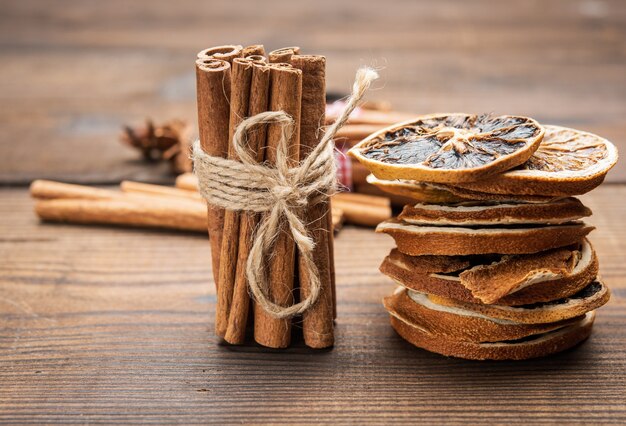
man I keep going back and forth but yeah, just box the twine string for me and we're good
[193,67,379,319]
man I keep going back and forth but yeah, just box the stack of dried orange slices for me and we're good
[348,113,618,360]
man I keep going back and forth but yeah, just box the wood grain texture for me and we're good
[1,1,625,422]
[0,185,625,424]
[0,0,624,185]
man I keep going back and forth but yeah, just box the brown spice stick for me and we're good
[335,124,386,141]
[331,205,344,232]
[253,63,302,348]
[245,55,267,63]
[35,198,207,233]
[195,57,232,287]
[120,181,203,203]
[325,108,414,126]
[290,55,334,348]
[242,44,266,57]
[31,180,121,200]
[175,173,199,192]
[268,47,300,63]
[351,161,371,186]
[333,192,390,207]
[331,195,391,227]
[197,45,243,61]
[353,182,417,207]
[215,58,255,338]
[30,180,198,207]
[361,100,393,112]
[328,199,337,320]
[224,61,271,344]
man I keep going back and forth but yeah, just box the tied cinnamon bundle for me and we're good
[193,61,378,348]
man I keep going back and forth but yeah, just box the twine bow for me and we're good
[193,67,379,319]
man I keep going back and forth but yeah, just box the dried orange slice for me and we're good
[376,218,594,256]
[419,279,609,324]
[398,197,591,226]
[452,125,618,196]
[381,240,598,306]
[384,288,581,344]
[366,174,559,204]
[348,113,545,183]
[365,174,465,204]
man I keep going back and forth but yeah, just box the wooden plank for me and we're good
[0,0,624,184]
[0,185,625,423]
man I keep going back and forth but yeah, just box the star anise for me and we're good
[121,119,193,173]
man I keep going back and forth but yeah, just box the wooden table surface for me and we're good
[1,0,625,424]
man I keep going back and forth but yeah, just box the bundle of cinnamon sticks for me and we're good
[196,44,339,349]
[29,44,390,350]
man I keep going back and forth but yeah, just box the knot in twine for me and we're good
[193,67,379,319]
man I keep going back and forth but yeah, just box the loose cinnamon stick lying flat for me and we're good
[31,180,121,200]
[225,61,271,345]
[333,192,390,207]
[352,182,416,207]
[331,193,391,227]
[331,206,345,232]
[254,63,303,349]
[120,181,203,202]
[216,58,255,338]
[175,173,199,192]
[335,124,387,142]
[30,179,197,206]
[196,57,232,286]
[291,54,334,348]
[31,179,207,231]
[35,198,207,232]
[325,108,414,126]
[361,100,392,112]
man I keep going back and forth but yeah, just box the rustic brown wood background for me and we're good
[1,0,625,424]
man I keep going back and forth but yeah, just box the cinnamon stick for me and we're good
[333,192,390,207]
[31,180,121,200]
[335,124,385,141]
[120,181,203,203]
[30,180,198,206]
[331,205,344,232]
[331,193,391,226]
[325,108,414,126]
[35,198,207,233]
[253,63,302,348]
[197,45,243,61]
[215,58,255,338]
[175,173,199,192]
[195,57,232,286]
[242,44,266,57]
[224,61,271,344]
[361,100,392,112]
[352,182,416,207]
[268,47,300,63]
[290,55,334,348]
[351,161,371,186]
[327,199,337,319]
[245,55,267,63]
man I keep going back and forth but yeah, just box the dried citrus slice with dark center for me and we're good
[452,125,618,196]
[348,113,544,183]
